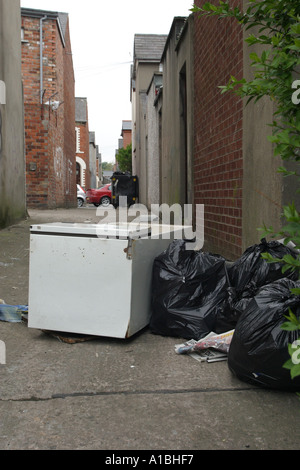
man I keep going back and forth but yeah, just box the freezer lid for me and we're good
[30,222,152,239]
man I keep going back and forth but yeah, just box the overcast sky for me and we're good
[20,0,193,163]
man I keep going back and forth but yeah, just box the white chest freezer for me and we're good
[28,222,185,339]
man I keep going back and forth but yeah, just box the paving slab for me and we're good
[0,208,299,452]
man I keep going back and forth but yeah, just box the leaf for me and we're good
[281,321,300,331]
[291,364,300,379]
[283,358,293,370]
[291,288,300,295]
[277,166,296,177]
[282,264,295,273]
[245,34,259,45]
[291,23,300,35]
[282,310,300,331]
[249,52,261,63]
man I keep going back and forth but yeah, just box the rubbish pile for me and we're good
[2,236,300,391]
[150,239,300,392]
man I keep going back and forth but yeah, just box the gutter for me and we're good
[40,15,47,104]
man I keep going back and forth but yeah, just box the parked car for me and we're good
[86,184,112,207]
[77,184,86,207]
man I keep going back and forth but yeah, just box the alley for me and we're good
[0,208,299,452]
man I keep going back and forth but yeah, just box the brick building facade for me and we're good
[121,120,132,149]
[192,0,284,260]
[193,0,244,260]
[21,8,76,208]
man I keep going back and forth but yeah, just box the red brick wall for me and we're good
[193,0,244,260]
[22,15,49,207]
[123,130,132,150]
[24,103,50,207]
[22,14,76,208]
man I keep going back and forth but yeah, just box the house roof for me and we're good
[133,34,168,62]
[122,120,132,131]
[161,17,188,60]
[21,8,68,47]
[58,12,68,38]
[75,97,88,123]
[89,132,96,145]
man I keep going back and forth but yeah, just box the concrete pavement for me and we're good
[0,207,299,452]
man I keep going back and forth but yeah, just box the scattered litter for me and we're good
[190,350,228,363]
[175,330,234,363]
[175,330,234,355]
[0,304,28,323]
[175,338,227,362]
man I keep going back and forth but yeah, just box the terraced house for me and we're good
[21,7,76,208]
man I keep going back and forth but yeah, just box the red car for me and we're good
[86,184,112,207]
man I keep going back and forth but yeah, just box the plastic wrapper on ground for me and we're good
[0,305,28,323]
[175,330,234,355]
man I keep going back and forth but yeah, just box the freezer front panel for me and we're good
[28,234,133,338]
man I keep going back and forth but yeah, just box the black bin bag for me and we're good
[228,238,298,299]
[150,240,231,340]
[228,278,300,392]
[226,238,299,318]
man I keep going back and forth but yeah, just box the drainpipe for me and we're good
[40,15,47,104]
